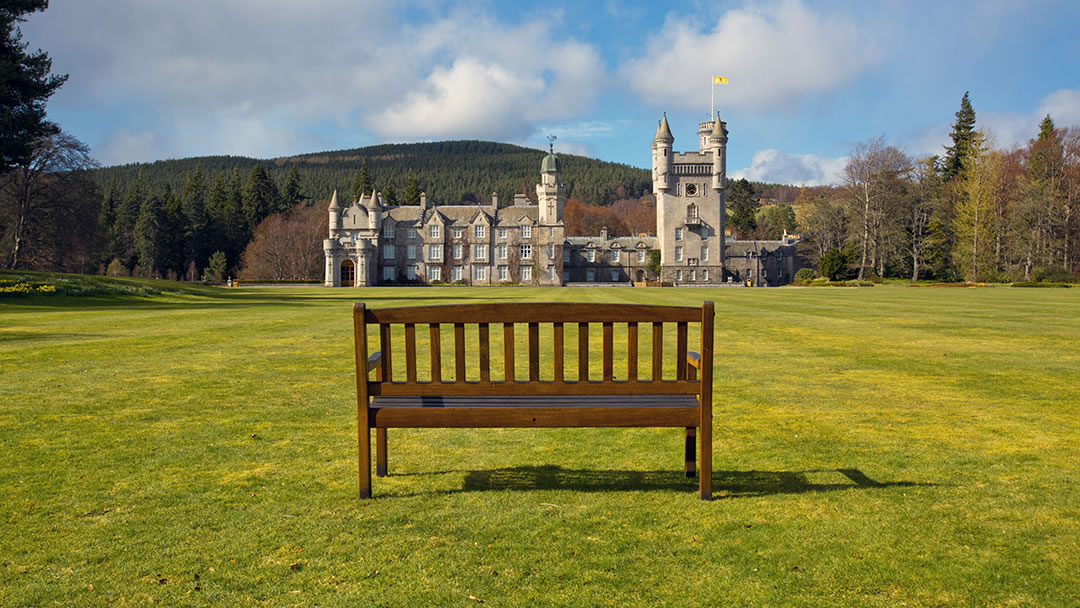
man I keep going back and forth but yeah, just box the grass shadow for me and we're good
[444,465,925,497]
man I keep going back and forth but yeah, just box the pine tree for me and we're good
[133,189,166,276]
[350,159,373,202]
[241,164,279,232]
[404,170,421,206]
[943,91,977,180]
[383,181,399,206]
[281,166,304,208]
[727,178,759,238]
[0,1,68,173]
[180,166,208,270]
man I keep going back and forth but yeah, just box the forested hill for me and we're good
[91,140,654,206]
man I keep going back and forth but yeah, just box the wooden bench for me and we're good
[352,301,715,499]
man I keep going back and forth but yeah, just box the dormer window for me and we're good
[429,225,440,239]
[521,225,532,239]
[475,225,486,239]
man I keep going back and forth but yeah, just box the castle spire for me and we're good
[654,113,674,142]
[329,189,341,209]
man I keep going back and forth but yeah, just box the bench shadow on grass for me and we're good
[435,466,923,497]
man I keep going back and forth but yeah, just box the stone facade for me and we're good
[324,116,801,287]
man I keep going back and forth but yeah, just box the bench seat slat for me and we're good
[369,380,701,396]
[370,396,700,428]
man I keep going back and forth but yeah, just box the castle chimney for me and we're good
[491,191,498,210]
[600,226,609,241]
[420,191,427,210]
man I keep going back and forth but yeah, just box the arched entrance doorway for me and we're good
[340,259,355,287]
[635,269,645,282]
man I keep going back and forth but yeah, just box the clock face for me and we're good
[685,183,698,196]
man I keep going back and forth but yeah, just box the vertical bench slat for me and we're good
[602,322,614,381]
[454,323,466,382]
[429,323,442,383]
[503,323,515,382]
[354,303,371,498]
[676,321,688,381]
[651,322,663,381]
[700,301,715,500]
[578,322,589,381]
[405,323,417,382]
[479,323,490,382]
[627,322,638,381]
[529,322,540,382]
[553,322,564,382]
[380,323,393,381]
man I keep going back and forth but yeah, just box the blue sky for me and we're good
[23,0,1080,186]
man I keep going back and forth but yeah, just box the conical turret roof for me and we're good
[654,114,674,142]
[329,190,341,209]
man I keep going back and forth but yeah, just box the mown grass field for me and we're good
[1,277,1079,606]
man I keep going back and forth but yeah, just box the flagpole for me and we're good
[711,82,714,120]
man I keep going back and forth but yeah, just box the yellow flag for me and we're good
[713,76,728,84]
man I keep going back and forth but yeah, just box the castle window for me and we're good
[675,246,683,262]
[453,228,463,239]
[453,244,463,259]
[497,243,507,259]
[521,225,532,239]
[429,225,440,239]
[586,269,595,282]
[675,270,683,282]
[548,266,556,281]
[428,266,441,282]
[383,245,394,260]
[701,246,709,262]
[383,267,394,281]
[498,228,507,239]
[520,244,532,260]
[408,228,417,240]
[687,204,698,220]
[428,244,442,260]
[702,269,709,281]
[674,227,683,241]
[611,249,620,263]
[407,266,417,281]
[407,245,416,260]
[564,249,571,263]
[521,265,532,281]
[473,266,488,282]
[547,244,555,259]
[452,266,463,281]
[475,225,486,239]
[382,224,394,238]
[610,270,619,282]
[689,270,696,282]
[473,244,488,260]
[498,266,508,281]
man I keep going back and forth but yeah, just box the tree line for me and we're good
[795,93,1079,282]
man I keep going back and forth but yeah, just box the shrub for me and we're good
[105,259,128,277]
[203,251,228,283]
[793,268,818,283]
[1032,266,1075,284]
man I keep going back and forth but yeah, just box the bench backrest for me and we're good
[353,302,714,398]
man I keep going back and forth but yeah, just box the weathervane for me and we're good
[548,134,557,154]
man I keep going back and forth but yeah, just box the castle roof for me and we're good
[329,189,341,210]
[654,114,674,142]
[541,153,561,173]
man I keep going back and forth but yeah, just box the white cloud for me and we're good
[25,2,607,161]
[619,0,879,112]
[730,148,846,186]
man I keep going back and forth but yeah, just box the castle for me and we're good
[323,116,799,287]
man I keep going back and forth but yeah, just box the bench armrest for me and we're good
[366,351,382,375]
[687,352,701,370]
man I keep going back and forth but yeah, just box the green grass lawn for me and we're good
[2,277,1079,606]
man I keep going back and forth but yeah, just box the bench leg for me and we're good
[376,428,388,477]
[700,420,712,501]
[359,423,372,499]
[684,427,696,477]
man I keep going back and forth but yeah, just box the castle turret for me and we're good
[708,115,728,191]
[537,151,565,225]
[328,190,341,233]
[651,114,674,193]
